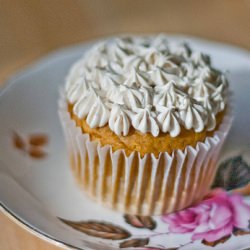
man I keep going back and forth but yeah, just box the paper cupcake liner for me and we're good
[58,91,233,215]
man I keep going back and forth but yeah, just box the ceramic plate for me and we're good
[1,35,250,250]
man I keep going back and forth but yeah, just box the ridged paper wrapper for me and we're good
[59,91,232,215]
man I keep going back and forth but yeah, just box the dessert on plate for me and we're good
[59,35,232,215]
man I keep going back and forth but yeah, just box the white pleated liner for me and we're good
[58,91,233,215]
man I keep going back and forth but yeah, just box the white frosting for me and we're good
[109,104,130,136]
[65,35,228,137]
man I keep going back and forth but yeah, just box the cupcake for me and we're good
[59,35,232,215]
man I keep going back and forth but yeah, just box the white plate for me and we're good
[1,35,250,250]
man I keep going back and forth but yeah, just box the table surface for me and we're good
[0,0,250,249]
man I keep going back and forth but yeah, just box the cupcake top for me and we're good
[65,35,228,137]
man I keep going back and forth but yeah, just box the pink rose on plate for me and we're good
[162,189,250,242]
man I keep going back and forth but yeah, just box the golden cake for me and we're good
[59,35,231,215]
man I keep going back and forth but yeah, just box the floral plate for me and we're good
[0,35,250,250]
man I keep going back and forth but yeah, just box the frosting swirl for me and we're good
[65,35,228,137]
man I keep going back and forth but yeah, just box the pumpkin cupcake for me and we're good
[59,35,232,215]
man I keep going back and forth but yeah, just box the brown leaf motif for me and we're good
[28,148,47,159]
[202,235,231,247]
[12,131,49,160]
[120,238,149,248]
[12,131,25,150]
[59,218,131,240]
[233,228,250,236]
[29,133,49,146]
[124,214,156,230]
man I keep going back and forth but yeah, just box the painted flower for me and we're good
[162,189,250,242]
